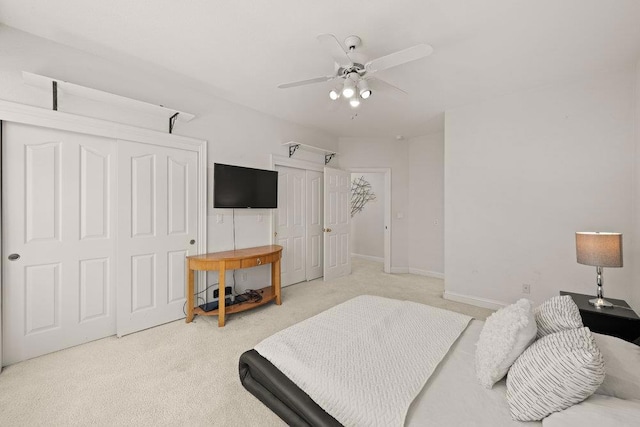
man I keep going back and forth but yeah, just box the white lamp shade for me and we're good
[359,80,371,99]
[342,76,356,98]
[576,232,623,267]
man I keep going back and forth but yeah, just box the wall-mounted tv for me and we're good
[213,163,278,209]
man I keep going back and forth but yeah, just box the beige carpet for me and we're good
[0,259,492,426]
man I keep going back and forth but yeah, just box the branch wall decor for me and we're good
[351,176,376,217]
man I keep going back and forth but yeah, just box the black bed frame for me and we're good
[239,350,343,427]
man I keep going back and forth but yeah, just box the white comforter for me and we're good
[255,295,472,427]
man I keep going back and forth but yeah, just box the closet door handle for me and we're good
[8,253,20,261]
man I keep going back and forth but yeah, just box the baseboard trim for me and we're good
[443,291,507,311]
[408,268,445,279]
[351,253,384,263]
[390,266,409,274]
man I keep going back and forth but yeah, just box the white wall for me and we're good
[339,137,409,270]
[350,172,385,260]
[0,25,338,295]
[444,69,637,309]
[408,133,444,277]
[633,60,640,312]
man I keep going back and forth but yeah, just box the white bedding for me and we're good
[407,320,541,426]
[255,295,472,427]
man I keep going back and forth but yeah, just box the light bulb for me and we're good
[349,96,360,108]
[342,77,356,98]
[359,80,371,99]
[329,89,340,100]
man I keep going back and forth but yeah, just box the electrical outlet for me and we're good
[522,283,531,294]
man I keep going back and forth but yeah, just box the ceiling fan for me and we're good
[277,34,433,108]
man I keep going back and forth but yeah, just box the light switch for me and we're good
[216,214,224,224]
[396,212,404,219]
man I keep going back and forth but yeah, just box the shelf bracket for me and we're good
[52,81,58,111]
[288,144,300,158]
[169,112,179,134]
[325,153,336,165]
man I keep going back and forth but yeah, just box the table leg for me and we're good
[218,262,226,327]
[186,261,194,323]
[273,258,281,305]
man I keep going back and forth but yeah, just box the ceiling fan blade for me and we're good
[365,44,433,73]
[369,77,408,96]
[278,75,335,89]
[317,33,353,68]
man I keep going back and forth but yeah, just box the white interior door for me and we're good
[275,166,306,287]
[117,140,198,336]
[323,167,351,281]
[2,123,116,365]
[305,170,323,281]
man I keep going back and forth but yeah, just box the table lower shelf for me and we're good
[192,286,277,318]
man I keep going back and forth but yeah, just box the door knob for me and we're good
[8,253,20,261]
[324,228,332,232]
[189,239,196,245]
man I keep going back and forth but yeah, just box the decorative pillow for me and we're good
[534,295,583,338]
[593,332,640,401]
[475,298,537,389]
[543,394,640,427]
[506,327,605,421]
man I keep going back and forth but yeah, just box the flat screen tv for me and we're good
[213,163,278,209]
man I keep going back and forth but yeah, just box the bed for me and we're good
[239,295,640,426]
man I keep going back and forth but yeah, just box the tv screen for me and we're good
[214,163,278,209]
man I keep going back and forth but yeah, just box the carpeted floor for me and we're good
[0,259,492,426]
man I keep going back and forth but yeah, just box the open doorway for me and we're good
[349,168,391,273]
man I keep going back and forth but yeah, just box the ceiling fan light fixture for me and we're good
[349,94,361,108]
[359,80,371,99]
[329,87,341,100]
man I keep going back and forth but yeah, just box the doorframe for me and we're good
[348,167,391,274]
[0,100,208,311]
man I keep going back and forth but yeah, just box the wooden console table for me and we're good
[186,245,283,327]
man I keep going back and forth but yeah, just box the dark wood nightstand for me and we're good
[560,291,640,344]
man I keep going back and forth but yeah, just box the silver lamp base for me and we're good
[589,297,613,309]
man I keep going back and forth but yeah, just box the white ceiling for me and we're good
[1,0,640,138]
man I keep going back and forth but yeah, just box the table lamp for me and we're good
[575,232,623,309]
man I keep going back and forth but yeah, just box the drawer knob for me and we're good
[257,258,262,265]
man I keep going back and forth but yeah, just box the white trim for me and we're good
[443,291,507,311]
[0,100,203,151]
[408,268,445,279]
[351,253,384,263]
[390,267,409,274]
[348,167,392,274]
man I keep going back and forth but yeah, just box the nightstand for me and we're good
[560,291,640,344]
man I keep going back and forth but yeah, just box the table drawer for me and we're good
[241,253,278,268]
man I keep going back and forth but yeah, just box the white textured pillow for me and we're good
[535,295,583,338]
[507,327,605,421]
[475,298,537,389]
[593,332,640,400]
[543,394,640,427]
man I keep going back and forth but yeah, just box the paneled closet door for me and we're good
[2,123,116,365]
[305,170,323,281]
[275,166,306,287]
[323,167,351,281]
[116,140,198,337]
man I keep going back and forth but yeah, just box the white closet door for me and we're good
[2,123,116,365]
[323,167,351,281]
[305,170,323,281]
[275,166,306,287]
[117,140,198,337]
